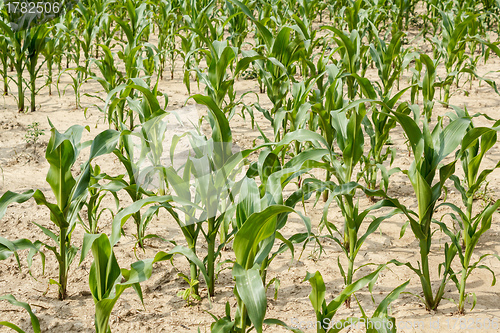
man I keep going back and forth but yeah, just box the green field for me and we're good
[1,0,500,332]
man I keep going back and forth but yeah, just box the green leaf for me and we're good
[89,129,120,160]
[372,280,409,318]
[303,271,326,320]
[325,265,385,315]
[233,263,267,333]
[45,124,82,210]
[263,318,304,333]
[234,205,294,269]
[0,294,41,333]
[0,190,35,220]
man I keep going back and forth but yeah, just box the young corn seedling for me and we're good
[25,25,52,112]
[0,125,120,299]
[104,132,152,249]
[106,70,167,130]
[369,30,406,99]
[209,205,306,333]
[308,94,400,302]
[224,0,250,48]
[189,39,238,111]
[108,95,238,297]
[310,64,343,201]
[429,10,474,105]
[56,66,87,109]
[111,0,151,79]
[436,112,500,314]
[232,0,305,124]
[80,233,170,333]
[317,90,396,308]
[315,175,399,309]
[322,27,367,100]
[95,82,168,248]
[164,95,244,297]
[392,0,414,31]
[419,53,438,122]
[291,14,324,78]
[153,0,181,80]
[0,21,26,111]
[360,80,410,193]
[55,12,78,70]
[281,78,320,159]
[243,142,323,286]
[74,2,100,76]
[41,25,64,96]
[0,24,9,95]
[304,266,408,333]
[87,44,125,123]
[375,105,471,310]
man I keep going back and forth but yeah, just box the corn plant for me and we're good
[232,0,305,121]
[56,12,79,70]
[370,31,406,98]
[153,0,181,80]
[88,0,116,55]
[104,77,168,131]
[209,205,305,333]
[316,180,399,309]
[308,94,400,304]
[390,0,415,31]
[0,125,120,299]
[0,295,41,333]
[282,78,320,158]
[162,95,243,297]
[99,84,169,245]
[97,85,167,246]
[429,10,474,105]
[74,2,100,76]
[111,0,151,79]
[242,142,324,286]
[376,106,471,310]
[291,14,324,78]
[56,66,87,109]
[435,113,500,313]
[309,64,343,201]
[322,27,367,100]
[0,20,9,96]
[181,0,217,44]
[419,53,438,122]
[25,25,51,112]
[80,233,169,333]
[190,39,238,110]
[360,82,410,192]
[178,30,200,92]
[0,21,26,111]
[224,0,250,48]
[87,44,125,122]
[41,24,63,96]
[304,266,407,333]
[103,133,152,249]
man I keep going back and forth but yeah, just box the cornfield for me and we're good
[1,0,500,332]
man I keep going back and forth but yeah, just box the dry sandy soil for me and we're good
[2,23,500,333]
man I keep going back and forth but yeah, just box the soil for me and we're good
[2,18,500,333]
